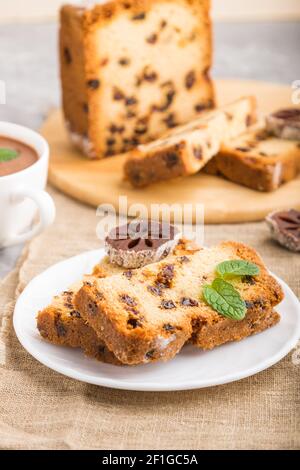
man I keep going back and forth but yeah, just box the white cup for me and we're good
[0,122,56,248]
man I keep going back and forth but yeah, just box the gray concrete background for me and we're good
[0,21,300,278]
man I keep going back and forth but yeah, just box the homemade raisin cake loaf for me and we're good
[37,239,197,364]
[75,241,283,365]
[205,127,300,191]
[124,96,256,187]
[60,0,214,159]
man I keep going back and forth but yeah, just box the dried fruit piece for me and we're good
[180,297,199,307]
[119,294,137,307]
[164,113,177,129]
[127,318,142,329]
[156,264,175,288]
[132,12,146,21]
[185,71,196,89]
[63,47,72,64]
[146,33,158,44]
[193,146,203,160]
[163,152,179,168]
[113,87,124,100]
[110,124,125,134]
[87,301,98,316]
[242,275,256,285]
[87,79,100,89]
[119,57,130,66]
[145,349,156,359]
[147,285,163,296]
[69,310,81,318]
[163,323,175,332]
[160,299,176,309]
[123,270,133,279]
[55,316,67,337]
[153,82,175,112]
[178,255,190,264]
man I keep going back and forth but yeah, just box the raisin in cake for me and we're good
[205,127,300,191]
[124,96,256,187]
[75,241,283,365]
[60,0,214,159]
[37,239,197,364]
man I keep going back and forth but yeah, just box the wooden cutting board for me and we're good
[42,79,300,224]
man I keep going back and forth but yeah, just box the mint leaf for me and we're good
[0,148,19,162]
[203,278,246,320]
[216,259,260,278]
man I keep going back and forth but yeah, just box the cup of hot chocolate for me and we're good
[0,122,56,248]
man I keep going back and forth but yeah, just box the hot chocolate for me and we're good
[0,136,38,177]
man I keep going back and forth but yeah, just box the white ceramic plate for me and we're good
[13,249,300,392]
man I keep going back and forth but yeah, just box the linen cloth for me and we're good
[0,187,299,450]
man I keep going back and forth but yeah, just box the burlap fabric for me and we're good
[0,187,299,450]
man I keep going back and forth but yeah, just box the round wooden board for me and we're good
[42,79,300,224]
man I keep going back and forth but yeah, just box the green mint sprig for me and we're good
[202,259,260,321]
[216,259,260,278]
[0,148,19,162]
[203,278,246,321]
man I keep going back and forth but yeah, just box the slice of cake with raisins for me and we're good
[204,125,300,191]
[37,273,123,365]
[60,0,214,159]
[124,96,256,187]
[75,241,283,365]
[37,238,198,364]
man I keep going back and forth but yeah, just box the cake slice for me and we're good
[60,0,214,159]
[204,127,300,191]
[75,241,283,365]
[37,273,123,365]
[124,96,256,187]
[37,239,198,363]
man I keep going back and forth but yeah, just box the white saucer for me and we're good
[13,249,300,392]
